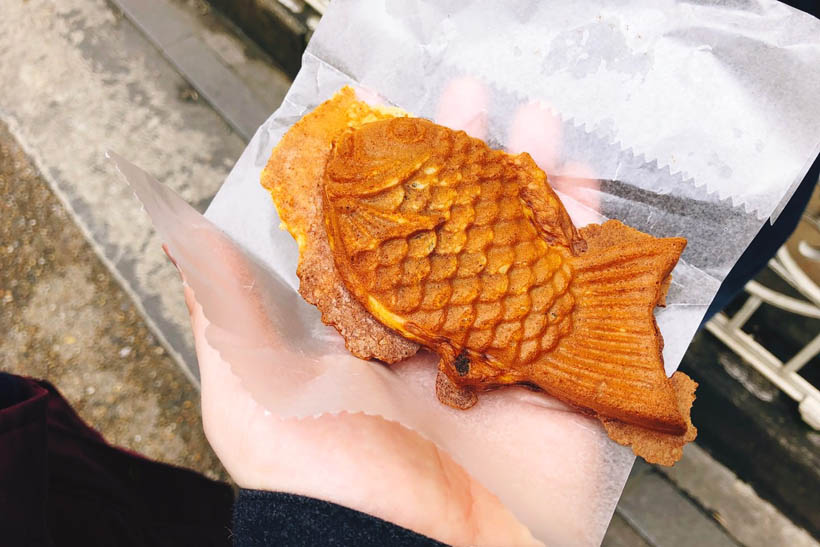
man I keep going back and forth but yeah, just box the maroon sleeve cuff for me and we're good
[0,373,234,546]
[0,373,51,546]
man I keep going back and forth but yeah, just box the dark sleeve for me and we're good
[232,489,449,547]
[0,372,234,547]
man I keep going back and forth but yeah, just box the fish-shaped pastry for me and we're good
[322,116,693,437]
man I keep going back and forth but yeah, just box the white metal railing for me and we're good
[706,211,820,430]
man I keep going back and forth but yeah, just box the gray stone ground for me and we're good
[0,121,226,481]
[0,0,257,382]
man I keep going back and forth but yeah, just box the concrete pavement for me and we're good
[0,120,225,479]
[0,0,285,383]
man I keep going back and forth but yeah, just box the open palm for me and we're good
[171,79,605,546]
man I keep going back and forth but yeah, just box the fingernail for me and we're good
[162,244,183,281]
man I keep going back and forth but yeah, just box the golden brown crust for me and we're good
[567,220,688,435]
[260,87,418,363]
[321,117,692,442]
[435,370,479,410]
[658,275,672,307]
[600,372,698,466]
[266,90,696,464]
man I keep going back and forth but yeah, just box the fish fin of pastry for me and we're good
[601,371,698,466]
[547,220,688,434]
[516,153,587,255]
[327,198,444,255]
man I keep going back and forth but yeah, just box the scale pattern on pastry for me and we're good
[323,116,693,437]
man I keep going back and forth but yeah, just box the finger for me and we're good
[192,321,537,546]
[181,280,196,320]
[507,101,563,173]
[436,76,489,139]
[168,227,278,344]
[163,238,243,322]
[163,243,196,317]
[352,85,387,107]
[551,161,600,204]
[506,103,603,226]
[551,161,602,226]
[162,243,179,271]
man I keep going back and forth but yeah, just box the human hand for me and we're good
[167,78,605,546]
[171,253,538,546]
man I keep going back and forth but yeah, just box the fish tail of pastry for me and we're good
[546,220,688,434]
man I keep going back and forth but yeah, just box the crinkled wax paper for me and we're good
[114,1,820,544]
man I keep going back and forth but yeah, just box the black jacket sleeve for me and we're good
[232,489,448,547]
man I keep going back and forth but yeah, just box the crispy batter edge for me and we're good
[601,372,698,465]
[260,87,418,363]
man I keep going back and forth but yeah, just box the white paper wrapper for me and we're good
[113,1,820,544]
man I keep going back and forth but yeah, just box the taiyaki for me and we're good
[263,88,697,465]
